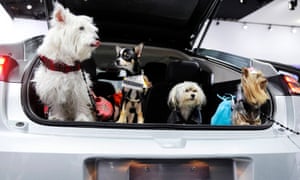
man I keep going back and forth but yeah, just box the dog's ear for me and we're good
[135,43,144,58]
[168,86,177,109]
[242,67,249,78]
[196,85,207,106]
[260,79,268,89]
[115,45,121,55]
[53,2,67,23]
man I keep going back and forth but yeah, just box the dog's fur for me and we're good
[33,2,100,121]
[168,81,206,124]
[232,67,269,125]
[114,43,151,123]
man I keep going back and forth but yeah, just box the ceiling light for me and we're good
[240,0,246,4]
[289,0,297,10]
[26,4,32,10]
[242,23,248,30]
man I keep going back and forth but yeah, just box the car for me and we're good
[258,58,300,83]
[1,0,300,179]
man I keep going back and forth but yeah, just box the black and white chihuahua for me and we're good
[115,43,143,75]
[114,43,151,123]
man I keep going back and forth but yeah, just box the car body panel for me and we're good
[0,128,299,180]
[1,0,300,179]
[259,59,300,83]
[1,38,300,180]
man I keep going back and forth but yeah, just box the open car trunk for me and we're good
[21,0,276,129]
[22,42,274,129]
[44,0,221,50]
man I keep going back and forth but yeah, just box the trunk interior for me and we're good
[24,43,273,128]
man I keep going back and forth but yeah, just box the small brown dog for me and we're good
[232,67,269,125]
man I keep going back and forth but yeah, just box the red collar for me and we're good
[39,56,81,73]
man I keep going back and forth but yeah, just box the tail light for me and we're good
[0,55,18,82]
[283,75,300,95]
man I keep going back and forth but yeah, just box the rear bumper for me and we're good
[0,129,299,180]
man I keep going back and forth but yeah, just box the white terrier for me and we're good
[167,81,206,124]
[33,3,100,122]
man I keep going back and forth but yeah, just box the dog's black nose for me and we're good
[191,94,195,99]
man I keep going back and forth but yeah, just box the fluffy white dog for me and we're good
[167,81,206,124]
[33,2,100,121]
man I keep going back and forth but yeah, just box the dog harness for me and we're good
[39,55,81,73]
[167,107,202,124]
[121,74,151,102]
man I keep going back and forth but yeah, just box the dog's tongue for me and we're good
[91,40,101,47]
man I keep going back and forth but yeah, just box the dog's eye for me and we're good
[79,26,85,31]
[122,52,132,61]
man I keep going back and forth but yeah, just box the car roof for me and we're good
[45,0,221,50]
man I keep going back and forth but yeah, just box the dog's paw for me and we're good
[116,119,126,123]
[48,115,64,121]
[137,114,144,124]
[236,120,250,125]
[116,112,127,123]
[137,120,144,124]
[116,117,126,123]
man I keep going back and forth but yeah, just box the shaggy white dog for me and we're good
[33,2,100,121]
[168,81,206,124]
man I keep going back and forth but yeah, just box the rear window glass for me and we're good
[196,48,251,69]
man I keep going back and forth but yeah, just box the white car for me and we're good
[1,0,300,179]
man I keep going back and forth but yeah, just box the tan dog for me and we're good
[232,67,269,125]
